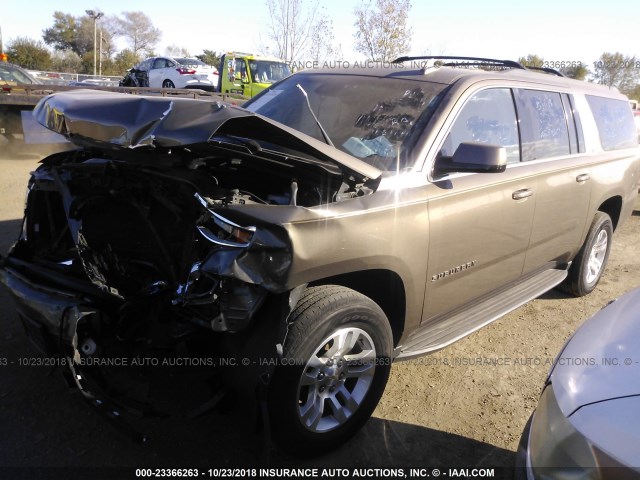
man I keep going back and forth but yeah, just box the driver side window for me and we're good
[440,88,520,164]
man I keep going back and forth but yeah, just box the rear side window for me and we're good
[586,95,637,151]
[514,89,570,161]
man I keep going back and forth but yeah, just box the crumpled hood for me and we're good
[551,287,640,416]
[32,89,381,180]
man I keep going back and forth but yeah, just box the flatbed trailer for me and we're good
[0,84,246,156]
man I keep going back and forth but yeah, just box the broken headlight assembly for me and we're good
[173,192,293,332]
[198,213,256,248]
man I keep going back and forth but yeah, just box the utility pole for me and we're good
[85,10,104,77]
[99,30,102,77]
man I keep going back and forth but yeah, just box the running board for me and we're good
[395,268,568,360]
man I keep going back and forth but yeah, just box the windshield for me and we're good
[244,73,447,170]
[247,60,291,84]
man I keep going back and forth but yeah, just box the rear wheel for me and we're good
[162,79,175,88]
[269,285,393,456]
[562,211,613,296]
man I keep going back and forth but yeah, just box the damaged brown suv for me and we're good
[1,56,639,455]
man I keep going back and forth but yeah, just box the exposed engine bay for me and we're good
[21,148,298,332]
[16,89,380,331]
[0,90,381,426]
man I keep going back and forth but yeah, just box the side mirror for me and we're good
[437,142,507,174]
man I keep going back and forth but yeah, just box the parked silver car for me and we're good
[516,287,640,477]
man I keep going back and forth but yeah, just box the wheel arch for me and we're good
[307,269,406,347]
[597,195,622,230]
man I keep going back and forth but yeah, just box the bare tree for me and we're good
[115,11,161,57]
[265,0,331,63]
[98,15,119,59]
[353,0,412,62]
[306,17,341,63]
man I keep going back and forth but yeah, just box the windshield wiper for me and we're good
[295,84,334,147]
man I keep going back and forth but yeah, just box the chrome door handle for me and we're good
[576,173,590,183]
[512,189,533,200]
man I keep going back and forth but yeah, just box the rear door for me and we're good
[515,89,592,274]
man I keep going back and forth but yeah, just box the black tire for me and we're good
[269,285,393,456]
[561,211,613,296]
[162,79,175,88]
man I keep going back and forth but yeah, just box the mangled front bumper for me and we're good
[0,257,156,442]
[0,257,105,357]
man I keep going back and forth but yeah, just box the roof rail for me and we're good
[524,66,566,77]
[392,55,525,70]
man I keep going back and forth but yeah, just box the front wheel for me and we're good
[561,211,613,296]
[269,285,393,456]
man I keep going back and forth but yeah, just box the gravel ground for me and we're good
[1,155,639,478]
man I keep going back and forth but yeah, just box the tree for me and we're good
[115,11,161,57]
[50,49,83,73]
[560,64,589,81]
[307,16,340,63]
[6,37,52,70]
[42,11,95,57]
[265,0,331,63]
[43,12,79,53]
[165,45,190,57]
[628,84,640,101]
[98,16,119,60]
[353,0,412,62]
[196,49,222,68]
[592,52,639,95]
[518,54,544,68]
[42,10,116,71]
[112,48,141,74]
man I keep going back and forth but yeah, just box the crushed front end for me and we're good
[0,90,380,430]
[0,147,295,424]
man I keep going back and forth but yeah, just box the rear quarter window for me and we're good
[586,95,637,150]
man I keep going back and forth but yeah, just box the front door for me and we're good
[423,88,536,320]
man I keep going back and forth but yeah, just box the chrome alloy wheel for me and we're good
[586,229,608,284]
[296,327,376,433]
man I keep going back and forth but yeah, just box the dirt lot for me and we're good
[1,155,639,477]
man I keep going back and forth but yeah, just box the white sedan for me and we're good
[146,57,218,91]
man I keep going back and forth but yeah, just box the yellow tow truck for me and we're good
[218,52,291,98]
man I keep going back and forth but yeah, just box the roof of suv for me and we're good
[296,64,624,98]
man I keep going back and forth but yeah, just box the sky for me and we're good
[1,0,639,67]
